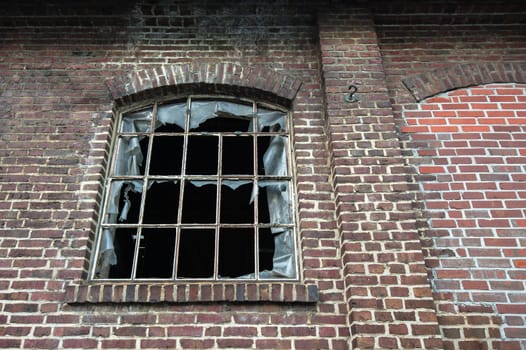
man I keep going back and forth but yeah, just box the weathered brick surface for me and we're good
[402,84,526,350]
[0,1,346,349]
[373,2,526,348]
[0,0,525,349]
[318,6,441,349]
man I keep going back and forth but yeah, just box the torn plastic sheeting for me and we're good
[157,102,186,129]
[96,225,118,278]
[107,180,144,218]
[97,180,178,278]
[263,136,288,176]
[239,228,296,279]
[256,109,286,132]
[270,229,296,278]
[259,181,291,227]
[120,109,153,133]
[156,101,285,133]
[114,136,145,176]
[190,100,254,130]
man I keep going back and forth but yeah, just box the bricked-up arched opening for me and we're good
[402,83,526,350]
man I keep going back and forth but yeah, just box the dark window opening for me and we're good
[181,181,216,223]
[219,228,255,278]
[143,181,180,224]
[150,136,183,175]
[258,228,275,272]
[186,135,218,175]
[115,182,141,224]
[177,229,215,278]
[257,136,271,175]
[108,227,136,279]
[220,182,253,224]
[223,136,253,175]
[193,115,251,133]
[135,228,176,279]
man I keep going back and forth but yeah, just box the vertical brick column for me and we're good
[317,8,443,349]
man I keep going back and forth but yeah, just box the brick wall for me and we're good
[375,1,526,349]
[0,0,525,349]
[0,2,351,349]
[402,83,526,350]
[318,6,441,349]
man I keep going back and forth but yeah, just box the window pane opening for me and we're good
[186,135,218,175]
[120,108,153,133]
[258,228,275,273]
[222,136,253,175]
[258,136,288,177]
[190,100,253,132]
[149,136,183,175]
[143,181,180,224]
[177,229,215,278]
[106,227,136,279]
[135,228,176,279]
[194,115,251,133]
[156,101,186,132]
[219,228,255,278]
[104,180,142,225]
[220,181,253,224]
[181,181,216,223]
[257,108,286,132]
[114,136,149,176]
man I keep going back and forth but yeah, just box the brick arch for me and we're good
[105,63,303,107]
[402,62,526,102]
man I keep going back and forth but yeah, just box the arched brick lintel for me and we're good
[402,62,526,102]
[105,63,303,107]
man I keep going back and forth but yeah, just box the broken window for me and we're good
[91,97,297,281]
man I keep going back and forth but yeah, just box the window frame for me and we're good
[89,94,300,282]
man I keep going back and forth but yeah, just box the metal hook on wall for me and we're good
[344,84,359,103]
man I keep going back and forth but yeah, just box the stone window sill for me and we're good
[65,281,318,304]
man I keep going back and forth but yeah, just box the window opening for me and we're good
[92,97,297,281]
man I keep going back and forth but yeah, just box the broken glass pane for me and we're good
[190,100,253,131]
[220,181,253,224]
[194,115,251,132]
[222,136,253,175]
[120,108,153,133]
[257,108,286,132]
[143,181,180,224]
[259,136,288,177]
[149,136,184,175]
[156,101,186,132]
[114,136,149,176]
[259,180,292,226]
[186,135,218,175]
[257,136,271,175]
[258,227,275,272]
[105,180,143,224]
[107,227,136,279]
[182,181,216,223]
[177,229,215,278]
[219,227,255,278]
[135,228,176,279]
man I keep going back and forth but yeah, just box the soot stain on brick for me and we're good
[71,51,95,57]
